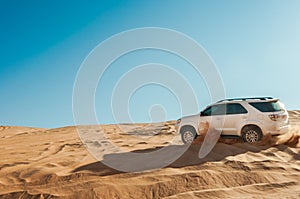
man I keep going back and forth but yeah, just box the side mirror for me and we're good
[200,111,204,116]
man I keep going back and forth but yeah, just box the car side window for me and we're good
[201,103,247,116]
[211,104,227,116]
[201,104,227,116]
[226,103,248,115]
[201,106,212,116]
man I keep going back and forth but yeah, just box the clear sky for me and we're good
[1,0,300,128]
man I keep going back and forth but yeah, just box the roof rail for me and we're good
[217,97,273,103]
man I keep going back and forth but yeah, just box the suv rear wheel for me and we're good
[180,126,197,144]
[241,125,263,143]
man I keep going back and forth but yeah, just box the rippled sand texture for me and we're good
[0,111,299,198]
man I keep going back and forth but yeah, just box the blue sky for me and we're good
[1,0,300,128]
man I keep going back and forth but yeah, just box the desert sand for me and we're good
[0,111,299,198]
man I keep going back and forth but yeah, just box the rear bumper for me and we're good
[266,125,290,135]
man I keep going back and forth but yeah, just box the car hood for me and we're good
[181,114,200,121]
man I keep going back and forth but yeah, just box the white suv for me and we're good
[176,97,290,143]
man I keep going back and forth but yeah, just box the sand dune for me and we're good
[0,111,299,198]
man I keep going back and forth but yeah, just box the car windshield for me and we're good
[249,100,284,112]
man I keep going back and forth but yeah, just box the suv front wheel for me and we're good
[180,126,197,144]
[241,125,263,143]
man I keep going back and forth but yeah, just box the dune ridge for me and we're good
[0,111,299,198]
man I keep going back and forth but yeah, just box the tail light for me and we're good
[269,114,287,121]
[269,114,279,121]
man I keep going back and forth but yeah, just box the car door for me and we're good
[221,103,249,135]
[200,104,227,132]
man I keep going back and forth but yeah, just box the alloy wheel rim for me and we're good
[245,130,259,143]
[183,131,194,143]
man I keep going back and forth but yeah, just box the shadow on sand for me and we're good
[73,121,300,175]
[72,135,296,175]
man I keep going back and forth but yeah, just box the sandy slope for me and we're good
[0,111,299,199]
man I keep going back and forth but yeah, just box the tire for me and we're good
[241,125,263,143]
[180,126,197,144]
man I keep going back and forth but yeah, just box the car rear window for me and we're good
[249,101,283,112]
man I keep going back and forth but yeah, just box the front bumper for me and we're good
[175,124,180,132]
[175,119,181,133]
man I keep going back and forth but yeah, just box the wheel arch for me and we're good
[178,121,199,135]
[179,125,197,134]
[238,121,265,136]
[240,124,263,135]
